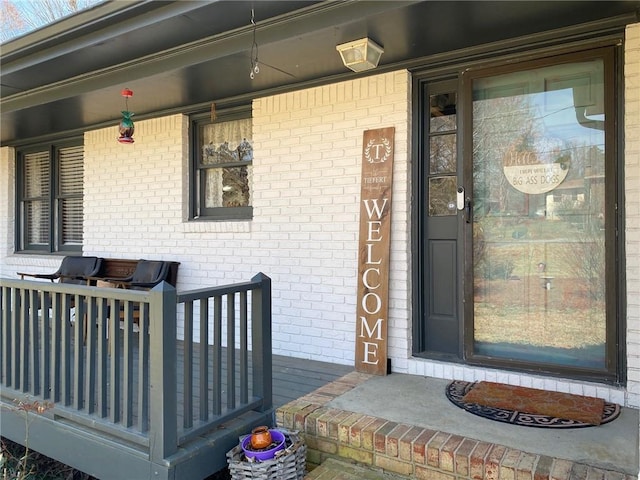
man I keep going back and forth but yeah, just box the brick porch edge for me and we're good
[275,372,635,480]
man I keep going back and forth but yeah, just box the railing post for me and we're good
[148,281,178,462]
[251,273,272,412]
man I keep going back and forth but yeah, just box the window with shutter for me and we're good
[17,141,84,253]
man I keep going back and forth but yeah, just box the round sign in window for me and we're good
[503,147,569,195]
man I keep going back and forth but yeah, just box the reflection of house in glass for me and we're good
[546,171,605,230]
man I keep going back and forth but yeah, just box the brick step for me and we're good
[305,458,410,480]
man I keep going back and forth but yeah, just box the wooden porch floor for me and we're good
[270,354,354,409]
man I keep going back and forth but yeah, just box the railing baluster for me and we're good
[138,303,150,433]
[183,300,193,428]
[61,294,72,406]
[29,288,40,395]
[9,288,18,389]
[110,299,121,423]
[226,293,235,410]
[97,298,108,417]
[73,293,85,410]
[41,291,51,400]
[51,293,61,402]
[239,291,248,404]
[212,296,222,416]
[123,301,134,427]
[16,289,29,392]
[85,297,97,414]
[0,287,8,387]
[199,299,208,422]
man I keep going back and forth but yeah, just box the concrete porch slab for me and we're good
[276,372,639,479]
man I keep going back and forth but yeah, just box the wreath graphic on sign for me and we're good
[365,137,392,163]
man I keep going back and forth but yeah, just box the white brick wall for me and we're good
[0,147,15,260]
[83,115,187,259]
[625,23,640,408]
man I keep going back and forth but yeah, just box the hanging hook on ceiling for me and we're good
[250,8,259,79]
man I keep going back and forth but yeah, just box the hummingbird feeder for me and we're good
[118,88,135,144]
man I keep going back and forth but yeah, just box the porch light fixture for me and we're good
[336,37,384,72]
[117,88,135,144]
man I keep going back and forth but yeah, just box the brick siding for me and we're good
[624,23,640,409]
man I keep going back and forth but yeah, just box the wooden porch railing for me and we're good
[0,273,273,479]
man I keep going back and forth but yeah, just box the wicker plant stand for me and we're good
[226,429,306,480]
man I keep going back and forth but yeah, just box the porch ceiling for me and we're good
[1,0,639,145]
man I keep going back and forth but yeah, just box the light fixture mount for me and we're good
[336,37,384,72]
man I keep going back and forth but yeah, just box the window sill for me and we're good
[182,220,252,234]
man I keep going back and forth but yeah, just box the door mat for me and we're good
[446,380,620,428]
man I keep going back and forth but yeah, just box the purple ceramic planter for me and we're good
[241,429,286,461]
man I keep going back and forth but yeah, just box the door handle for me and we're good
[465,198,472,224]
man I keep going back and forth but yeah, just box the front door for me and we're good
[415,45,621,382]
[416,79,462,359]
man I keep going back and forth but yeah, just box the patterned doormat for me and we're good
[446,380,621,428]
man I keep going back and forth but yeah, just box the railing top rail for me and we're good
[0,277,155,302]
[177,279,261,303]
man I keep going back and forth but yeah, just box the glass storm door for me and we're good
[465,50,618,377]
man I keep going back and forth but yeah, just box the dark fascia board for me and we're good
[1,1,208,73]
[0,0,420,115]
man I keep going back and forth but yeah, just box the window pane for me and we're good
[429,175,457,216]
[24,151,49,198]
[205,165,251,208]
[201,118,253,165]
[60,197,83,245]
[25,200,49,246]
[430,92,456,132]
[472,59,607,369]
[23,151,51,248]
[430,134,456,174]
[59,146,83,195]
[58,145,84,246]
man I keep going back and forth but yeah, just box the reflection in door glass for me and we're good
[429,176,457,216]
[430,92,457,132]
[472,60,606,369]
[430,135,457,174]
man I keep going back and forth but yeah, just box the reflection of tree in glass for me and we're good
[562,233,605,301]
[429,176,456,216]
[222,167,250,207]
[430,135,456,174]
[202,139,253,165]
[473,95,536,216]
